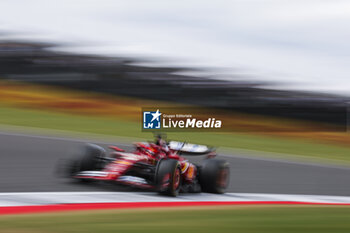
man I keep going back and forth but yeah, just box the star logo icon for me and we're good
[150,109,161,122]
[143,109,162,129]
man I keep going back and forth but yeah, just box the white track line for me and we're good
[1,192,350,207]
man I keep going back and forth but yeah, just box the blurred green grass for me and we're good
[1,206,350,233]
[1,105,350,162]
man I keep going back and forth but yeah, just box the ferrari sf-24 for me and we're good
[61,136,230,196]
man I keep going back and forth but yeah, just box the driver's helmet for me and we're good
[155,134,165,145]
[155,134,169,152]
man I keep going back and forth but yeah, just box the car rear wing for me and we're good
[168,141,215,155]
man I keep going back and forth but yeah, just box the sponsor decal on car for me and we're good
[117,176,148,184]
[186,165,195,180]
[115,160,133,165]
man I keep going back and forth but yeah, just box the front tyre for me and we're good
[199,159,229,194]
[156,159,181,197]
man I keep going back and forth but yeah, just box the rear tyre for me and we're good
[78,143,106,171]
[199,159,229,194]
[73,144,106,182]
[156,159,181,197]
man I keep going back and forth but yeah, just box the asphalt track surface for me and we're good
[1,132,350,196]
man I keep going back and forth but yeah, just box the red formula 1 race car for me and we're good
[61,136,230,196]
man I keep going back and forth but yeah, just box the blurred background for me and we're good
[0,0,350,164]
[2,1,350,232]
